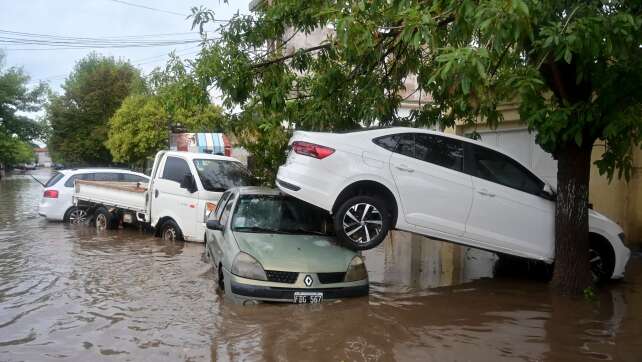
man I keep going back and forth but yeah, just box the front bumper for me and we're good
[230,281,369,301]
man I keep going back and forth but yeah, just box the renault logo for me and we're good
[303,275,313,287]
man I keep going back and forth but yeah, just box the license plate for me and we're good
[293,292,323,304]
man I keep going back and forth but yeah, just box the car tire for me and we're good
[64,206,88,224]
[217,264,224,291]
[589,239,615,284]
[95,207,119,231]
[160,219,183,241]
[333,195,391,251]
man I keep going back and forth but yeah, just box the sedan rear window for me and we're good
[45,172,64,187]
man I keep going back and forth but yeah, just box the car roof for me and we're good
[59,168,148,178]
[347,127,535,168]
[228,186,282,196]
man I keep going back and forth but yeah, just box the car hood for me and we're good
[232,232,356,273]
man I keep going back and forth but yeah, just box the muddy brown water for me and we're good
[1,169,641,361]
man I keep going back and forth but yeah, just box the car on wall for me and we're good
[204,187,369,303]
[276,127,631,282]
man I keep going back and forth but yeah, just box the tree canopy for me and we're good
[106,54,226,166]
[47,53,143,165]
[190,0,642,292]
[0,52,46,166]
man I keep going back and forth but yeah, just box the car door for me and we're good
[151,156,200,239]
[389,133,473,236]
[464,144,555,259]
[207,191,236,266]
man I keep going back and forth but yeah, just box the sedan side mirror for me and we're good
[180,173,197,193]
[540,183,556,201]
[206,219,224,231]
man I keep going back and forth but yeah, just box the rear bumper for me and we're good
[230,281,369,301]
[276,164,342,212]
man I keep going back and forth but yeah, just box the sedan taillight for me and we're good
[43,189,59,198]
[292,141,335,159]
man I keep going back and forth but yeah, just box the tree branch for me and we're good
[252,44,331,68]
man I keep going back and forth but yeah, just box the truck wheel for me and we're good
[95,207,118,231]
[333,195,391,251]
[161,220,183,241]
[64,206,88,224]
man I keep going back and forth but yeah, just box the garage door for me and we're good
[478,128,558,187]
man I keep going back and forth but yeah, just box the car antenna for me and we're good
[29,174,46,187]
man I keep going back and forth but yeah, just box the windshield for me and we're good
[192,159,254,192]
[231,195,333,235]
[45,172,64,187]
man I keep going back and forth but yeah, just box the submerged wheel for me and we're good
[95,207,118,231]
[161,220,183,241]
[589,238,615,283]
[217,264,224,291]
[333,195,391,251]
[65,207,88,224]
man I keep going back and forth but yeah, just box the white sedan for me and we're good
[38,168,149,223]
[276,127,630,282]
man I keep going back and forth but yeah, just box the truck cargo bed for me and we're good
[74,180,148,213]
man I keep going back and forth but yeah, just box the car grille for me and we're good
[317,272,346,284]
[265,270,299,284]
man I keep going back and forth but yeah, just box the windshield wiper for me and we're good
[234,226,282,234]
[282,228,328,236]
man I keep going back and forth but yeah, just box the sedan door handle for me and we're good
[477,188,496,197]
[395,165,415,173]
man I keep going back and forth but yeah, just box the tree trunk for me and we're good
[551,141,593,294]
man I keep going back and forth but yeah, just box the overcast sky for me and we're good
[1,0,251,92]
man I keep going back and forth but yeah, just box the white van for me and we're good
[73,151,253,242]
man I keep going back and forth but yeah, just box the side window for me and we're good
[395,133,415,158]
[211,192,231,220]
[121,174,148,182]
[94,173,120,181]
[471,145,544,195]
[415,134,464,172]
[64,173,94,187]
[219,194,236,226]
[372,134,400,151]
[162,157,191,183]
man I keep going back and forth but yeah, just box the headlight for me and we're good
[231,252,267,281]
[344,256,368,282]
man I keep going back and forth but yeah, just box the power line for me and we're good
[105,0,188,17]
[104,0,231,23]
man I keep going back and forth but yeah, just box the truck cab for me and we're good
[147,151,253,242]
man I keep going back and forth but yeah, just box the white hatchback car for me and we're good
[276,127,630,281]
[38,168,149,223]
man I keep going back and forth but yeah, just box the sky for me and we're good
[0,0,252,92]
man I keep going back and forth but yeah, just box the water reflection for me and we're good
[363,231,498,292]
[1,169,641,361]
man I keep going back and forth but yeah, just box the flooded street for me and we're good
[1,169,641,361]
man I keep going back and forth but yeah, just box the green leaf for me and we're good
[564,48,572,64]
[461,77,471,95]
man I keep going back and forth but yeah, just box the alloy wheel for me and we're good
[68,209,87,224]
[342,202,383,244]
[589,248,604,282]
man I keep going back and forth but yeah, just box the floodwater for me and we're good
[1,169,641,361]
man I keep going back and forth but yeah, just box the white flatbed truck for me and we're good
[73,150,252,242]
